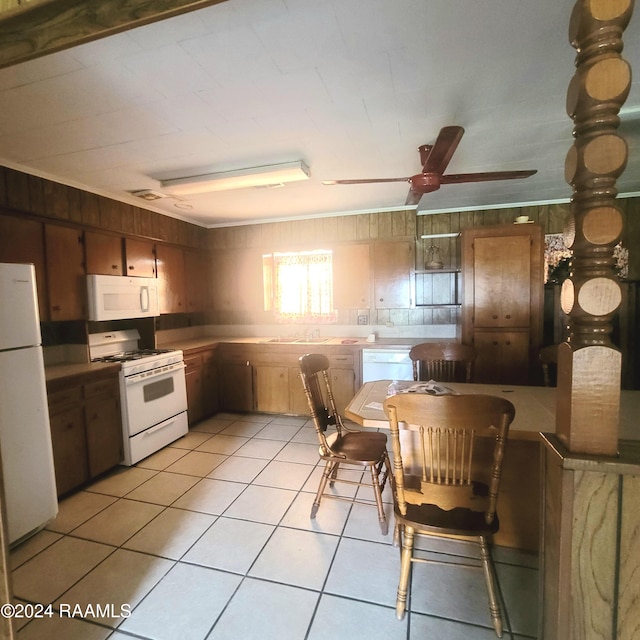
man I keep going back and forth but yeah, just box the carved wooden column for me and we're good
[541,3,636,639]
[557,0,633,456]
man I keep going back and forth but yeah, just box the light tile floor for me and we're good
[11,412,539,639]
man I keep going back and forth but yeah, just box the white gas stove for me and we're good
[88,330,188,465]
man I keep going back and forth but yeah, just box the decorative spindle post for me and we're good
[557,0,634,456]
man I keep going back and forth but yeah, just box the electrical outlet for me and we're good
[357,314,368,325]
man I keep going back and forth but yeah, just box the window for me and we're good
[263,250,336,323]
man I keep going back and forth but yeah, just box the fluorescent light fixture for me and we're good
[160,161,310,195]
[420,232,461,239]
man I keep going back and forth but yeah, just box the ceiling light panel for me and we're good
[160,161,310,195]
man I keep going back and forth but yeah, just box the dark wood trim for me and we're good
[0,0,228,70]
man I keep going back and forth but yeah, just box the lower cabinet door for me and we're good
[85,394,124,477]
[473,330,530,384]
[49,406,89,496]
[255,365,289,413]
[219,362,253,412]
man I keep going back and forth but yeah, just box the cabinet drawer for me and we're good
[48,386,82,413]
[84,377,119,399]
[328,354,354,367]
[219,348,253,364]
[184,354,203,372]
[254,350,301,365]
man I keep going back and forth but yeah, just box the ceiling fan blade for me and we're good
[322,177,409,185]
[422,126,465,174]
[440,170,537,184]
[405,190,423,206]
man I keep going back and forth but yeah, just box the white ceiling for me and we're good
[0,0,638,228]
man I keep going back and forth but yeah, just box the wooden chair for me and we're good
[539,344,558,387]
[409,342,476,382]
[383,392,515,637]
[299,353,392,535]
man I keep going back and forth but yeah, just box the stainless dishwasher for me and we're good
[361,347,413,383]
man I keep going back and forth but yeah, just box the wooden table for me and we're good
[346,380,640,442]
[345,380,640,552]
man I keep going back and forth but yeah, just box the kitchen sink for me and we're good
[295,337,330,344]
[262,337,299,343]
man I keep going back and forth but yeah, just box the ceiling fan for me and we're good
[322,126,537,206]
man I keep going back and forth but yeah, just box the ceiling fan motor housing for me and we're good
[411,172,441,193]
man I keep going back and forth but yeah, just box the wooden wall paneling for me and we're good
[618,474,640,640]
[66,187,84,223]
[98,197,122,232]
[4,168,30,211]
[42,179,70,219]
[79,190,101,227]
[26,174,44,214]
[0,0,228,70]
[0,167,6,207]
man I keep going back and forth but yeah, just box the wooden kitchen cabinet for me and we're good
[372,240,414,309]
[462,224,544,385]
[289,366,309,415]
[84,230,124,275]
[84,377,123,477]
[218,345,254,412]
[327,352,357,415]
[156,244,186,313]
[48,386,89,496]
[201,350,219,417]
[185,249,211,313]
[333,243,371,308]
[44,224,86,321]
[255,364,290,413]
[185,353,205,425]
[184,348,218,425]
[0,214,48,319]
[47,370,123,497]
[472,330,531,385]
[125,237,156,277]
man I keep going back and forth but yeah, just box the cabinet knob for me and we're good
[493,341,498,345]
[506,341,511,346]
[505,314,511,320]
[129,265,134,270]
[492,314,498,320]
[112,264,118,270]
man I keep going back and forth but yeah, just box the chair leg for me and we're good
[369,463,388,535]
[311,460,335,519]
[328,461,340,487]
[393,520,402,547]
[396,525,414,620]
[479,536,503,638]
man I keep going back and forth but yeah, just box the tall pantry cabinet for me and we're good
[461,224,544,385]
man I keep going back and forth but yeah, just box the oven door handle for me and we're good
[143,416,183,437]
[124,362,186,386]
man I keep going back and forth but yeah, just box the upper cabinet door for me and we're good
[0,215,48,320]
[44,224,85,321]
[473,234,531,328]
[156,244,186,314]
[333,243,371,309]
[373,240,414,309]
[84,231,123,276]
[124,238,156,278]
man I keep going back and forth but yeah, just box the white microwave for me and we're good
[87,274,160,321]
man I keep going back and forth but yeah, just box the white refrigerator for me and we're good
[0,263,58,544]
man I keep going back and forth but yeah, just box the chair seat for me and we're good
[327,431,388,463]
[395,503,500,537]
